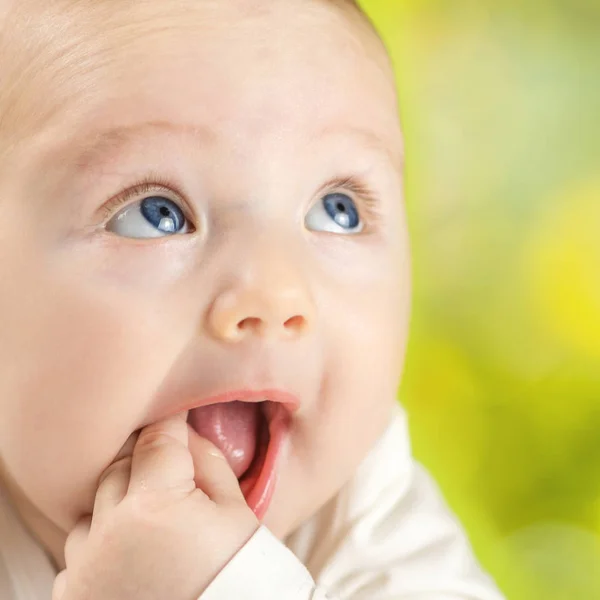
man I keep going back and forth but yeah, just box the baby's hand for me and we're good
[53,415,259,600]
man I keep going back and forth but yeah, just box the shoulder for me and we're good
[0,483,57,600]
[0,554,14,600]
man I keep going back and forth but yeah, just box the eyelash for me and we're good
[100,173,188,221]
[100,173,382,227]
[318,175,383,226]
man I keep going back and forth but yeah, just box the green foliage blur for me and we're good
[362,1,600,598]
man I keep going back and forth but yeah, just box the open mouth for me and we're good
[187,399,289,519]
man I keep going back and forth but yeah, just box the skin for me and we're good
[55,416,262,599]
[0,0,410,584]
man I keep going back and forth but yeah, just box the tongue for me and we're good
[187,401,260,478]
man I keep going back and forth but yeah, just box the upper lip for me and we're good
[179,388,300,415]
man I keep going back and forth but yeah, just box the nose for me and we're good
[206,259,315,343]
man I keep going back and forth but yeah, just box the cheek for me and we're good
[325,249,409,411]
[0,245,175,528]
[273,257,410,533]
[327,286,406,460]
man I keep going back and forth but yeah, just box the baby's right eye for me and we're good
[106,196,192,239]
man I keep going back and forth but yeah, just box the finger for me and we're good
[114,431,139,462]
[93,456,132,519]
[52,570,67,600]
[91,431,137,515]
[128,414,195,495]
[64,516,91,569]
[188,426,244,504]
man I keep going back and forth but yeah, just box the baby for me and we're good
[0,0,505,599]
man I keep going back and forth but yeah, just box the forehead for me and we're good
[0,0,401,165]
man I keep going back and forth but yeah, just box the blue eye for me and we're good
[106,196,191,238]
[305,193,363,234]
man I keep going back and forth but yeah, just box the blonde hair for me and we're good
[0,0,383,163]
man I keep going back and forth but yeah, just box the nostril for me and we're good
[237,317,262,332]
[234,315,308,337]
[283,315,307,332]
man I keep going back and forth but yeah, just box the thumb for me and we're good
[127,414,195,496]
[188,428,245,504]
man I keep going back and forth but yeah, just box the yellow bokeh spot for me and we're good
[525,180,600,359]
[500,522,600,599]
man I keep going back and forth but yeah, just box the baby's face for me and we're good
[0,0,408,563]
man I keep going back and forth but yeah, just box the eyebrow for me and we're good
[64,119,401,173]
[68,120,217,170]
[313,125,404,170]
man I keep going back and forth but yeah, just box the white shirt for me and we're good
[0,405,505,600]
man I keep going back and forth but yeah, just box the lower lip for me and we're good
[240,405,289,520]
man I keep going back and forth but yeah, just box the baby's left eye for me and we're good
[106,196,192,239]
[305,193,363,234]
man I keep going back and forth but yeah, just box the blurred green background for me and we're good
[362,1,600,598]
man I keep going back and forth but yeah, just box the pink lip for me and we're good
[240,403,290,520]
[178,388,300,414]
[180,389,296,520]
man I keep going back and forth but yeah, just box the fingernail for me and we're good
[208,448,226,459]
